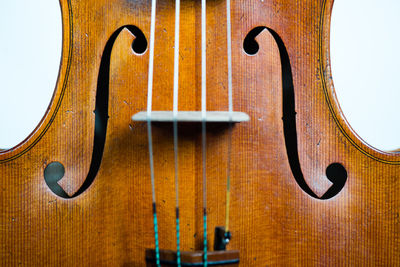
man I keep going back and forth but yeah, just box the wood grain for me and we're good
[1,0,400,266]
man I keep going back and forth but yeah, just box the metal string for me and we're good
[173,0,181,265]
[146,0,160,266]
[146,1,232,265]
[201,0,208,266]
[225,0,233,235]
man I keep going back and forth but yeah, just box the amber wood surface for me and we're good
[1,0,400,266]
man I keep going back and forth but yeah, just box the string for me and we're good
[225,0,233,235]
[146,0,160,266]
[173,0,181,265]
[201,0,208,266]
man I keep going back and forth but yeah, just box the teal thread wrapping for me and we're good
[176,208,181,267]
[203,211,208,267]
[153,204,161,267]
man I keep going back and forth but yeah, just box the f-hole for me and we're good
[244,27,347,200]
[44,25,147,198]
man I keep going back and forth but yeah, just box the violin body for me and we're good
[1,0,400,265]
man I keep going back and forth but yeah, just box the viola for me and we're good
[1,0,399,265]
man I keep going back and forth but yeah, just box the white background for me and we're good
[0,1,61,149]
[0,0,399,151]
[330,0,400,152]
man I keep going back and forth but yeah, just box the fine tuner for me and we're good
[1,0,400,266]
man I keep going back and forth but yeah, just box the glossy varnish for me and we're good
[1,0,400,265]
